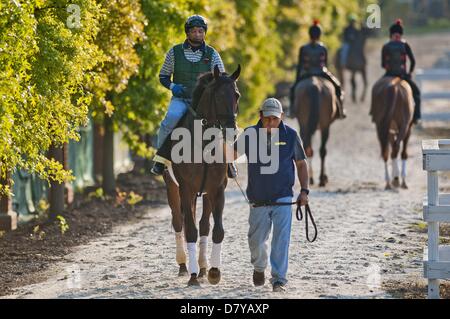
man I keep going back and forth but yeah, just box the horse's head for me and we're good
[194,65,241,136]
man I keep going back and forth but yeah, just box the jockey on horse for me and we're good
[151,15,238,177]
[290,20,346,119]
[340,13,359,67]
[373,19,421,124]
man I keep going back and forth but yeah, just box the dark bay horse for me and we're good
[370,76,414,190]
[294,76,337,187]
[335,27,372,103]
[163,65,241,286]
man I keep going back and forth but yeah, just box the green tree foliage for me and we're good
[0,0,104,195]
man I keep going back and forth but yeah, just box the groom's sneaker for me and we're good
[253,270,265,287]
[272,281,286,292]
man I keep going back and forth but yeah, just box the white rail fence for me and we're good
[416,69,450,122]
[422,139,450,299]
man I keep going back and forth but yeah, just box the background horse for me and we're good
[163,65,240,286]
[370,76,414,190]
[294,76,337,187]
[335,27,372,103]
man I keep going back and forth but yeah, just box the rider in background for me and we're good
[290,19,346,120]
[381,19,421,124]
[340,14,359,67]
[151,15,238,177]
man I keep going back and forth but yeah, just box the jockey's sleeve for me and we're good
[211,50,226,73]
[159,48,175,90]
[405,42,416,74]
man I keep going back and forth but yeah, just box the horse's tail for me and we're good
[307,82,320,143]
[378,83,398,157]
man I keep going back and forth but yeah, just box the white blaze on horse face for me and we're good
[187,243,199,275]
[171,127,191,164]
[392,158,400,178]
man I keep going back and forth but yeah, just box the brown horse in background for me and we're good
[294,76,337,187]
[335,27,373,103]
[370,76,414,190]
[162,65,240,286]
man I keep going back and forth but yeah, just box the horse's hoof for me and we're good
[401,181,408,189]
[319,175,328,187]
[188,274,200,286]
[208,267,221,285]
[310,177,315,186]
[385,183,392,190]
[178,263,188,277]
[198,267,207,278]
[392,177,400,188]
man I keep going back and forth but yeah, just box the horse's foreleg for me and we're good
[163,171,187,276]
[300,125,314,185]
[400,125,412,189]
[351,72,357,103]
[319,128,330,187]
[198,195,212,277]
[181,189,200,285]
[208,186,225,285]
[361,68,368,103]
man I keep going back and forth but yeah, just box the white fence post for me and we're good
[422,139,450,299]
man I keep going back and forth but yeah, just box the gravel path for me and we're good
[4,33,450,299]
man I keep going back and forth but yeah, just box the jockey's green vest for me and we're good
[173,44,214,98]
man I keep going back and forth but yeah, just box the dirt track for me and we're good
[3,32,450,299]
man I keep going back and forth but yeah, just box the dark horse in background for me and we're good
[162,65,241,286]
[335,27,374,103]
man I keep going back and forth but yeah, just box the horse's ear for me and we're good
[230,64,241,81]
[213,65,220,79]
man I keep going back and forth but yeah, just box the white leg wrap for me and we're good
[401,159,407,178]
[392,158,400,178]
[384,162,390,182]
[175,232,186,265]
[198,236,208,269]
[210,243,222,268]
[187,243,199,275]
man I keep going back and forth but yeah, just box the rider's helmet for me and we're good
[348,13,358,23]
[389,19,404,36]
[309,19,322,39]
[185,15,208,34]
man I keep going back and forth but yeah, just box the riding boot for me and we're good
[323,71,346,119]
[151,162,166,176]
[227,162,238,178]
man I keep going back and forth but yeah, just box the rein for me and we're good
[233,172,318,243]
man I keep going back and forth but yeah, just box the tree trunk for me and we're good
[93,121,104,184]
[48,145,65,219]
[102,115,115,196]
[0,170,18,231]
